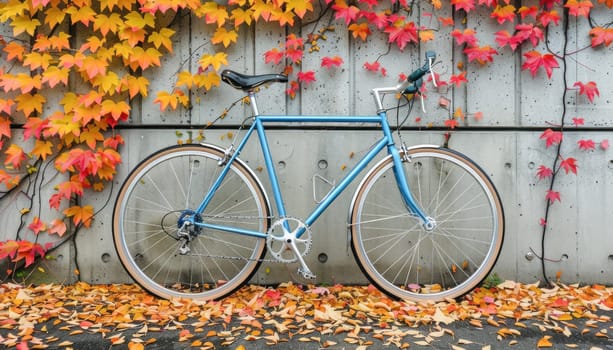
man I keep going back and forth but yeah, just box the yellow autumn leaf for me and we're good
[42,66,70,88]
[199,52,228,71]
[124,11,155,30]
[148,28,175,52]
[231,8,254,26]
[31,140,53,161]
[212,27,238,48]
[196,2,229,26]
[194,71,221,90]
[15,93,46,118]
[10,15,41,36]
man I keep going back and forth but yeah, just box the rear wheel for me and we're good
[113,144,270,300]
[350,146,504,301]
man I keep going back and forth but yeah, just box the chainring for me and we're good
[266,217,312,263]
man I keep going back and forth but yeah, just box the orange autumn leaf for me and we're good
[3,41,26,62]
[48,219,68,237]
[4,144,27,169]
[0,116,11,139]
[63,205,94,227]
[348,22,371,41]
[537,335,553,348]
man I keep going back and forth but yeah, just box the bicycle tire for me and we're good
[113,144,270,300]
[349,146,504,302]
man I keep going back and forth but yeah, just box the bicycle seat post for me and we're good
[247,91,260,116]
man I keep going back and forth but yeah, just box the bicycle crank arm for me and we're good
[288,240,316,279]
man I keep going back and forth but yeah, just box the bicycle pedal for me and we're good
[297,268,316,280]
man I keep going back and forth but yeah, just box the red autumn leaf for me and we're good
[0,240,20,259]
[331,0,360,25]
[297,71,315,84]
[451,28,478,47]
[360,12,387,29]
[285,80,299,99]
[545,190,561,203]
[495,30,521,50]
[589,27,613,47]
[363,61,380,72]
[104,134,125,150]
[49,193,63,210]
[284,48,303,63]
[449,71,468,87]
[11,240,46,267]
[451,0,475,12]
[264,48,284,65]
[477,0,496,7]
[490,4,516,24]
[438,17,454,26]
[571,117,584,126]
[538,10,561,27]
[463,45,498,64]
[573,81,599,103]
[518,5,538,19]
[515,23,544,47]
[539,217,547,226]
[577,139,596,151]
[384,21,418,50]
[564,0,593,17]
[321,56,344,69]
[444,118,459,129]
[536,165,553,179]
[601,139,610,150]
[28,216,47,235]
[540,129,563,148]
[522,50,559,78]
[559,156,578,174]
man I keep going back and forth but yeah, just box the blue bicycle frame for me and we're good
[189,108,432,240]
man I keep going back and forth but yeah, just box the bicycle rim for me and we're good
[113,144,269,300]
[350,146,504,301]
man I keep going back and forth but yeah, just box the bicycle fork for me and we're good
[391,144,437,231]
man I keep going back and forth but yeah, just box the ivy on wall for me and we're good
[0,0,611,280]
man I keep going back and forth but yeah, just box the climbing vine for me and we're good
[0,0,611,280]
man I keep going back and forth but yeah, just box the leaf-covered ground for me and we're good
[1,281,612,349]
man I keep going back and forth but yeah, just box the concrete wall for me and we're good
[2,5,613,286]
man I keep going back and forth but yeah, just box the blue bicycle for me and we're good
[112,52,504,302]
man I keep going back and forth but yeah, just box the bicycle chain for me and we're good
[182,215,311,264]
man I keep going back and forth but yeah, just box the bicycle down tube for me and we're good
[190,112,431,239]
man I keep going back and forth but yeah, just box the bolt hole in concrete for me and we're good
[318,160,328,169]
[318,253,328,263]
[101,253,111,263]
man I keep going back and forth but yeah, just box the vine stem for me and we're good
[539,7,570,287]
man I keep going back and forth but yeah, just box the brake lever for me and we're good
[427,53,438,88]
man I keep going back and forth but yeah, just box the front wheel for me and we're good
[350,146,504,302]
[113,144,270,301]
